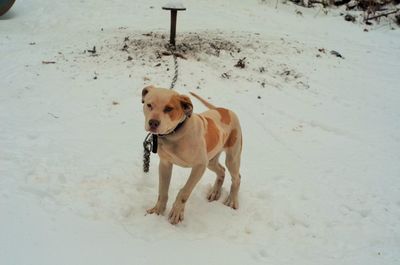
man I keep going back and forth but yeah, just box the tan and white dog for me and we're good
[142,85,243,224]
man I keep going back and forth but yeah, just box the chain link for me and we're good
[143,133,152,173]
[169,45,179,89]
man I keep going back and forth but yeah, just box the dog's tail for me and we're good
[189,92,216,109]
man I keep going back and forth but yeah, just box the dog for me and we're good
[142,85,243,224]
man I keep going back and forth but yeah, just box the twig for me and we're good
[48,112,59,119]
[174,52,187,60]
[310,0,326,6]
[160,51,187,59]
[42,61,56,64]
[87,46,96,54]
[234,57,246,68]
[161,51,172,56]
[365,9,399,21]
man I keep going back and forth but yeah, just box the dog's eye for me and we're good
[147,104,152,109]
[164,106,173,113]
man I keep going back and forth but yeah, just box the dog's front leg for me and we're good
[146,159,172,215]
[169,164,206,224]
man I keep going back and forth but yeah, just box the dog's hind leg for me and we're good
[207,152,225,201]
[224,133,242,209]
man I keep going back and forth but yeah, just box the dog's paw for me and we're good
[146,203,166,215]
[224,195,239,210]
[207,188,222,202]
[168,204,185,224]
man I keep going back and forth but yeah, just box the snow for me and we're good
[1,0,400,264]
[162,2,187,10]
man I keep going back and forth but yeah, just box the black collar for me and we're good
[151,116,189,153]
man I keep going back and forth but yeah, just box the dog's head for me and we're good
[141,85,193,135]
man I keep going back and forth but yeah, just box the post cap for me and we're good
[162,2,186,11]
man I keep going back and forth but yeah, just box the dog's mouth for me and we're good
[148,127,158,133]
[148,128,172,135]
[146,125,177,136]
[147,116,187,136]
[146,126,166,135]
[146,116,186,135]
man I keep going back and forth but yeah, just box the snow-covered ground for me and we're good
[1,0,400,264]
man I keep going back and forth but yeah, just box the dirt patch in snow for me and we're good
[122,31,241,59]
[52,30,316,90]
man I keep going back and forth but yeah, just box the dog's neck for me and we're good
[151,116,190,153]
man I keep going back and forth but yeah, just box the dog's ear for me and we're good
[142,85,154,103]
[179,95,193,117]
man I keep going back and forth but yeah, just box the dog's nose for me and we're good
[149,119,160,129]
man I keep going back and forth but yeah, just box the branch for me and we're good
[309,0,327,7]
[365,9,400,21]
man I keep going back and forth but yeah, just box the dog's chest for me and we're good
[158,142,193,168]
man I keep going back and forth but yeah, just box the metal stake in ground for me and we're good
[162,3,186,46]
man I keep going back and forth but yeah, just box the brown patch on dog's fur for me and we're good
[216,108,231,125]
[224,129,238,148]
[166,95,184,122]
[205,117,219,153]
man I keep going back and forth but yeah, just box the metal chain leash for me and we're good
[169,45,179,89]
[143,134,152,173]
[143,45,180,173]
